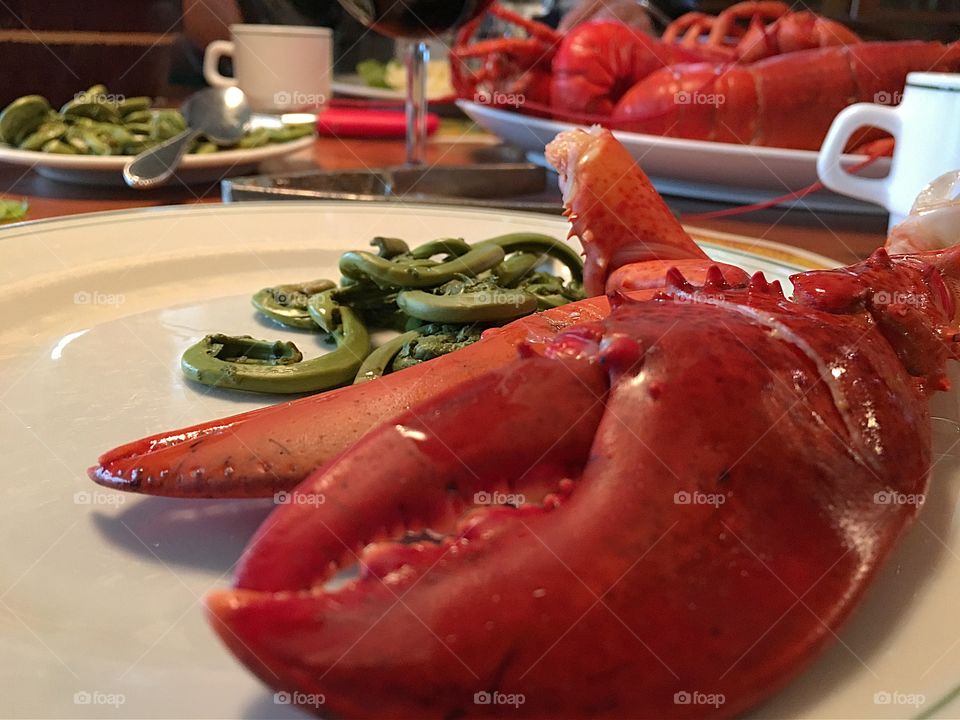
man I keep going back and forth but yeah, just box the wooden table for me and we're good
[0,136,889,267]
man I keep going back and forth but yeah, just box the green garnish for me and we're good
[356,59,391,89]
[0,198,28,222]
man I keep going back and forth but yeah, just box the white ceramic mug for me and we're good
[818,72,960,230]
[203,24,332,112]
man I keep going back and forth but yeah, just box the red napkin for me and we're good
[316,108,440,139]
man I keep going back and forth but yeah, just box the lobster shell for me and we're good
[612,41,960,149]
[551,21,715,117]
[207,244,950,719]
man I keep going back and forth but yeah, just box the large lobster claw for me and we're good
[98,127,960,717]
[206,243,943,717]
[206,354,609,716]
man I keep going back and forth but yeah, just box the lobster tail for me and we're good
[613,41,960,149]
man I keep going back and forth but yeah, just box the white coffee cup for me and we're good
[818,72,960,230]
[203,24,332,113]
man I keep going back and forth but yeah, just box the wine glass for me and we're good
[337,0,496,164]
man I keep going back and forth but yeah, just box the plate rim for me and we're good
[332,74,455,103]
[0,199,955,720]
[0,134,315,172]
[0,200,842,273]
[456,99,889,167]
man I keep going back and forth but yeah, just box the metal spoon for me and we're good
[123,87,252,189]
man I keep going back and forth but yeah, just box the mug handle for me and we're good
[817,103,902,208]
[203,40,237,88]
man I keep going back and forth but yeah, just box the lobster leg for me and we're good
[663,12,727,49]
[666,1,859,62]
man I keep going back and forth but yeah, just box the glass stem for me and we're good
[405,40,430,165]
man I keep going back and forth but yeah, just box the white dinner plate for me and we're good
[332,75,455,103]
[332,75,408,101]
[0,202,957,719]
[458,100,891,215]
[0,135,315,187]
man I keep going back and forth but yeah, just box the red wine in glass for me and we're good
[337,0,495,163]
[339,0,494,37]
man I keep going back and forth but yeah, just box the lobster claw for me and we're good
[207,257,940,717]
[87,302,608,497]
[206,355,609,717]
[89,124,960,718]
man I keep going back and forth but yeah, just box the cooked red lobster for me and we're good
[551,1,860,117]
[454,2,861,122]
[455,2,959,150]
[92,129,960,717]
[612,41,960,149]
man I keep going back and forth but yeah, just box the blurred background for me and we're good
[1,0,958,105]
